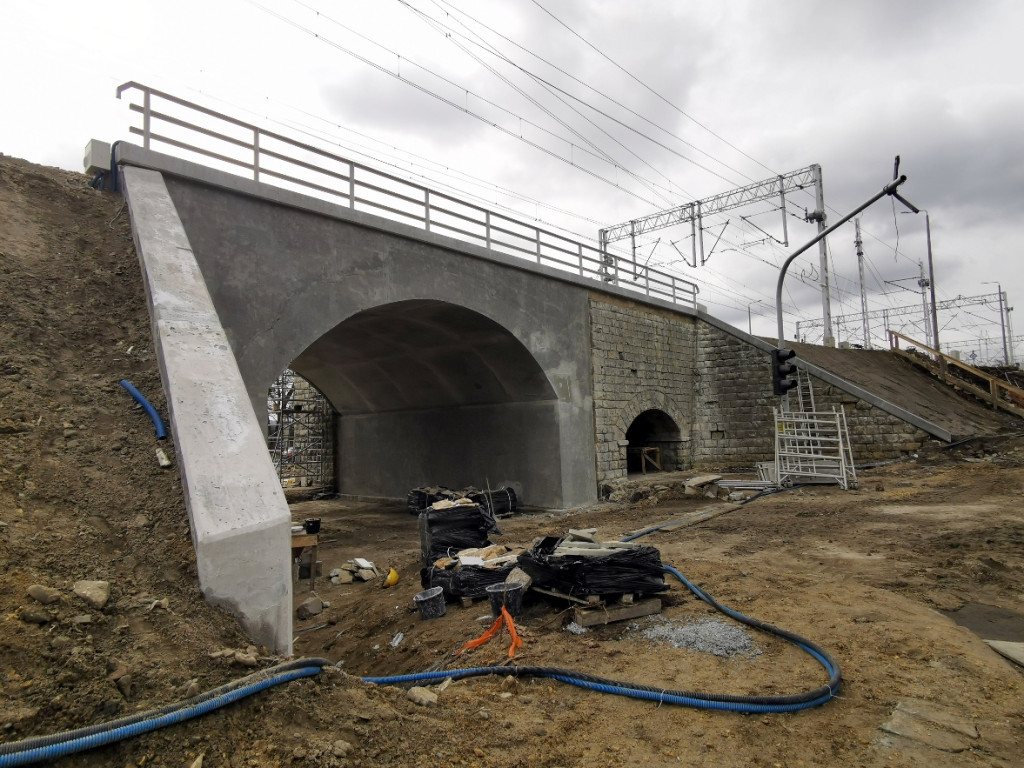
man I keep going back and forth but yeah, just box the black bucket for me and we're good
[414,586,446,620]
[303,518,321,534]
[486,581,524,618]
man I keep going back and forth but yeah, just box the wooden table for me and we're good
[290,532,319,592]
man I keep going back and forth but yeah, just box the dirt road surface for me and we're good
[2,153,1023,767]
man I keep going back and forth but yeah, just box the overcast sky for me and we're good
[4,0,1022,363]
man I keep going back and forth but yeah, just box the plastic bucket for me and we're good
[303,518,321,534]
[413,586,446,619]
[486,581,524,618]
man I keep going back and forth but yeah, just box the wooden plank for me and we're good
[656,504,742,532]
[531,586,594,606]
[985,640,1024,667]
[290,533,318,548]
[573,597,662,627]
[683,474,722,489]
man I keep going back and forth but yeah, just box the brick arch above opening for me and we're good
[612,390,689,443]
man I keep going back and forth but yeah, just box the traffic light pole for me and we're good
[776,173,910,348]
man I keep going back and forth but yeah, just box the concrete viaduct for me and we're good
[116,144,948,654]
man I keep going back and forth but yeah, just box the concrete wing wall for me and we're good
[120,166,293,654]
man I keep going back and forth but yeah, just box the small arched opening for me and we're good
[267,369,336,493]
[625,409,682,475]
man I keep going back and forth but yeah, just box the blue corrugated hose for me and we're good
[0,562,840,764]
[118,379,167,439]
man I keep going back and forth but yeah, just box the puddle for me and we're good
[941,602,1024,642]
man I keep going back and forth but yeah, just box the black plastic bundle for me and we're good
[418,504,494,565]
[468,487,519,517]
[516,539,668,597]
[420,562,516,599]
[406,486,455,516]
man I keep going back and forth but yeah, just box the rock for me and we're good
[18,606,52,625]
[130,514,149,528]
[407,687,438,707]
[296,596,323,620]
[506,567,533,589]
[234,650,258,667]
[115,673,132,698]
[355,569,377,582]
[73,580,110,609]
[27,584,61,605]
[331,570,354,585]
[332,740,353,758]
[500,675,518,693]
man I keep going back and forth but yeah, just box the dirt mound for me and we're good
[2,153,1023,767]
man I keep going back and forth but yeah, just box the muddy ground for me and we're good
[2,153,1023,767]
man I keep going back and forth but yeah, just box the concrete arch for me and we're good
[289,300,566,504]
[156,173,597,507]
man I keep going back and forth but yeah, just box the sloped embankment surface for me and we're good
[791,342,1018,438]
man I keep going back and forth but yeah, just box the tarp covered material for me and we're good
[420,562,516,599]
[407,485,518,517]
[516,539,668,597]
[418,503,495,566]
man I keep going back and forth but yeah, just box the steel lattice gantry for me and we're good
[599,164,820,267]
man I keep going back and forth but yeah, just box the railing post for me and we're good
[535,226,541,264]
[142,88,152,149]
[347,161,355,208]
[425,189,431,232]
[253,129,260,182]
[485,211,491,249]
[577,243,583,275]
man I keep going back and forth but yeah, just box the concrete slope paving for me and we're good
[788,342,1018,440]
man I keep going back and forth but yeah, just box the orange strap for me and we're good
[502,606,522,658]
[456,614,504,656]
[456,607,523,658]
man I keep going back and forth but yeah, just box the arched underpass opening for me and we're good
[625,409,683,474]
[288,300,561,507]
[267,369,335,492]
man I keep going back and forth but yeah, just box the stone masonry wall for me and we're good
[693,323,928,469]
[692,322,776,467]
[589,295,697,484]
[590,295,931,484]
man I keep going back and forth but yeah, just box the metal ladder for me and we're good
[773,371,857,489]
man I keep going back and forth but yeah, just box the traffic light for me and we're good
[771,348,798,396]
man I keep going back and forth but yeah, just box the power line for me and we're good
[529,0,778,180]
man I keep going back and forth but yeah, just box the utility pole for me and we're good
[998,287,1009,365]
[918,261,933,349]
[854,219,871,349]
[983,282,1010,365]
[924,213,940,354]
[809,164,834,346]
[1007,304,1016,366]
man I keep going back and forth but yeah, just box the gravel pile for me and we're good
[637,617,761,657]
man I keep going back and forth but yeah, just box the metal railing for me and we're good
[888,329,1024,418]
[116,82,699,309]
